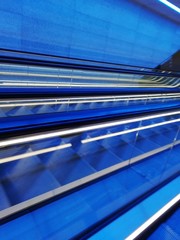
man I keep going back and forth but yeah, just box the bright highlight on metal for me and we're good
[0,93,179,107]
[0,111,179,148]
[0,143,72,164]
[126,194,180,240]
[81,118,180,143]
[1,81,172,88]
[159,0,180,13]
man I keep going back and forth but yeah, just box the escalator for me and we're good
[0,93,180,134]
[147,207,180,240]
[0,51,179,240]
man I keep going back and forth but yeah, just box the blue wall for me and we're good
[0,0,180,67]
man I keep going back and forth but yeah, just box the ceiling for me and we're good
[132,0,180,24]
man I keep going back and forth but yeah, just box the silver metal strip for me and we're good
[0,110,179,148]
[0,93,180,107]
[125,194,180,240]
[1,140,179,220]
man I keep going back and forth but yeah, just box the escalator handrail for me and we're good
[0,48,180,77]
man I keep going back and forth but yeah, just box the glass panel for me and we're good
[0,63,179,89]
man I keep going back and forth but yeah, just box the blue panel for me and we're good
[0,148,179,239]
[0,0,179,67]
[90,176,180,240]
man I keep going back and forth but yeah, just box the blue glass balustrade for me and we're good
[0,61,179,239]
